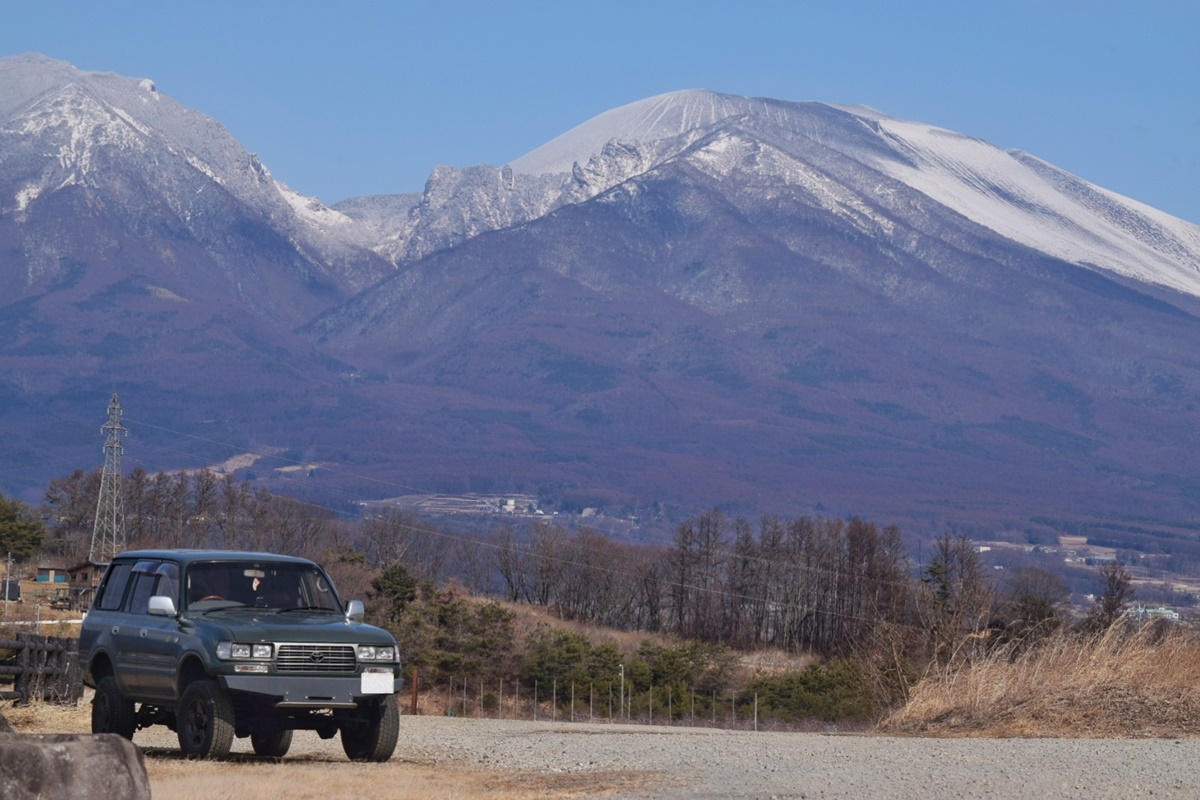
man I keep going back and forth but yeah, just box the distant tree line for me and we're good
[482,510,914,657]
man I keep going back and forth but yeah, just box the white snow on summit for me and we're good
[509,90,770,176]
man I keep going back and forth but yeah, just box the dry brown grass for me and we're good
[880,624,1200,737]
[2,700,652,799]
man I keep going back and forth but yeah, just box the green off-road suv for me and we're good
[79,549,402,761]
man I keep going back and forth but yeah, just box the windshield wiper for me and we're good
[279,605,337,613]
[199,603,250,614]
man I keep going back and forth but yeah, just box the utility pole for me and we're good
[88,394,127,563]
[3,552,10,619]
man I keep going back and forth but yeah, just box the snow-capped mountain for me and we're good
[3,58,1200,545]
[0,54,390,309]
[316,90,1200,536]
[342,89,1199,301]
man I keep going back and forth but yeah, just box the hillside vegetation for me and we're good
[4,469,1197,735]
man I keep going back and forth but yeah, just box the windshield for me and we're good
[184,560,342,613]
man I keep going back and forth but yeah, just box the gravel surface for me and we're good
[138,714,1200,799]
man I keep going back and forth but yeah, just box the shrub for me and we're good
[522,625,593,699]
[742,659,874,722]
[386,583,516,683]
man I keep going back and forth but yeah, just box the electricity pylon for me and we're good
[88,393,127,562]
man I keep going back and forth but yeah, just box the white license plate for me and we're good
[360,670,393,694]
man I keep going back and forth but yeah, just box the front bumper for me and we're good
[220,673,403,708]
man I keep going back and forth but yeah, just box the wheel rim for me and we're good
[182,696,209,749]
[94,693,111,730]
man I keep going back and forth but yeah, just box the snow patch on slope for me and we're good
[278,181,359,232]
[840,107,1200,297]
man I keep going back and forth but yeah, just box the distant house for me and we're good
[35,566,69,583]
[66,560,108,611]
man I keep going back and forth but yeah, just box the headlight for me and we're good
[357,645,395,662]
[217,641,273,660]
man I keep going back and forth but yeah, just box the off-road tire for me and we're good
[251,728,294,758]
[340,697,399,762]
[91,675,136,739]
[177,679,235,759]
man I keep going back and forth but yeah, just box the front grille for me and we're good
[275,643,357,673]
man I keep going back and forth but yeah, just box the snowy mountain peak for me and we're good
[0,53,393,299]
[504,89,1200,300]
[508,89,771,176]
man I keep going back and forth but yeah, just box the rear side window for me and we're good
[95,563,135,611]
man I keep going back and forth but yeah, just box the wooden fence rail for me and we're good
[0,634,82,705]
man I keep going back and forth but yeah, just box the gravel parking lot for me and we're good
[393,717,1200,799]
[140,715,1200,799]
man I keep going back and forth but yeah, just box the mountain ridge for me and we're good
[2,55,1199,546]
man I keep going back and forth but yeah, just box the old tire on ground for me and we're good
[177,679,235,759]
[251,728,293,758]
[340,697,399,762]
[92,675,136,739]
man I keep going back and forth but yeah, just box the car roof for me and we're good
[111,549,319,567]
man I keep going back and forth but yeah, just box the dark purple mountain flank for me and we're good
[3,56,1199,542]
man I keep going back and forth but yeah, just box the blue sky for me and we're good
[4,1,1198,222]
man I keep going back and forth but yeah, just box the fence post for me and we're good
[410,667,419,715]
[52,637,82,703]
[14,635,30,704]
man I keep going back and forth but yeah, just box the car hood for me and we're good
[183,609,395,644]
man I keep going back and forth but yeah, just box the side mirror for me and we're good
[345,599,365,623]
[148,595,177,617]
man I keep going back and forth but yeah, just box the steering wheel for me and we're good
[199,594,225,601]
